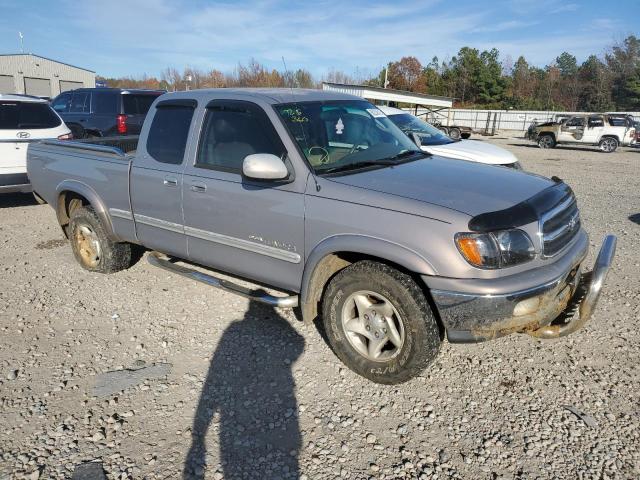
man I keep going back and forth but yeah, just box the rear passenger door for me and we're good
[130,99,197,259]
[182,99,305,292]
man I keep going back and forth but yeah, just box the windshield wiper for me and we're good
[317,150,424,175]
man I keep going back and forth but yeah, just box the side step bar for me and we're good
[147,252,299,308]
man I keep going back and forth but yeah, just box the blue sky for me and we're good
[1,0,637,78]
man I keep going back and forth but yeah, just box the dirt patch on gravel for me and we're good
[35,238,68,250]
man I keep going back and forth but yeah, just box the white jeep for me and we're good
[532,114,636,153]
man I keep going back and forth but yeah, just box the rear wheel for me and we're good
[448,127,461,140]
[537,134,556,149]
[69,206,133,273]
[599,137,618,153]
[322,260,441,384]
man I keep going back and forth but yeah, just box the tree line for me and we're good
[98,35,640,111]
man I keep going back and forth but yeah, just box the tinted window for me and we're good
[0,101,62,129]
[146,105,194,164]
[196,101,285,172]
[588,116,604,128]
[93,92,118,114]
[70,92,90,113]
[387,113,454,146]
[123,94,160,115]
[565,117,585,127]
[51,93,72,113]
[608,117,628,127]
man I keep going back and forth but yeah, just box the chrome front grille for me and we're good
[541,194,580,257]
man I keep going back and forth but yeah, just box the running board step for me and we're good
[147,252,299,308]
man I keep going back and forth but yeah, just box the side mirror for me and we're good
[242,153,289,181]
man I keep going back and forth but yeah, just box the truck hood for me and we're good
[326,156,554,216]
[422,140,518,165]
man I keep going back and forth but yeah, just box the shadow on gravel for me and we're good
[0,192,38,208]
[184,301,305,480]
[629,214,640,225]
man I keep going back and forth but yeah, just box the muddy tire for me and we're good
[537,134,556,149]
[68,206,133,273]
[322,260,441,384]
[599,137,618,153]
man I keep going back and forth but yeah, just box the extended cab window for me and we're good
[196,100,285,173]
[146,104,195,164]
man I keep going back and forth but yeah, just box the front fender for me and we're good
[299,234,437,322]
[56,179,119,241]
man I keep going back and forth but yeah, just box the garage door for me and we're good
[59,80,83,93]
[0,75,14,93]
[24,77,51,98]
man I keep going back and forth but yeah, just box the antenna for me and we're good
[281,56,321,191]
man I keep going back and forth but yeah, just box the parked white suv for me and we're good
[378,106,520,168]
[1,94,72,193]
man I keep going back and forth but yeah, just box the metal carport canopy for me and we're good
[322,82,453,109]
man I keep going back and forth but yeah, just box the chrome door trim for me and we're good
[109,208,133,221]
[184,225,301,264]
[134,213,184,234]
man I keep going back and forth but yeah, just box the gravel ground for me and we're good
[1,136,639,480]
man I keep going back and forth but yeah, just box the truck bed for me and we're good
[27,136,139,243]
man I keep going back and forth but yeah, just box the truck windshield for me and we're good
[275,100,424,175]
[386,113,455,146]
[0,101,62,130]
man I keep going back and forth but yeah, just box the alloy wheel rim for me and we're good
[340,290,405,362]
[75,224,101,267]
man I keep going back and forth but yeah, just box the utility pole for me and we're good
[383,67,389,89]
[18,32,24,53]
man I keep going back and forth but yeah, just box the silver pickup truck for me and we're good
[27,89,616,384]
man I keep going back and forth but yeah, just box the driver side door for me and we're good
[181,99,305,292]
[559,117,585,142]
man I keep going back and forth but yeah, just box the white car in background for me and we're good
[1,94,72,194]
[378,105,521,168]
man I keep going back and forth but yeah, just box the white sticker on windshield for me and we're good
[335,118,344,134]
[367,108,386,118]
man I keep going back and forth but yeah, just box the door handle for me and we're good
[163,177,178,187]
[190,183,207,193]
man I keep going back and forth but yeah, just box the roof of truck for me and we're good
[160,88,361,104]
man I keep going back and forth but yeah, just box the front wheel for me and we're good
[322,261,441,384]
[599,137,618,153]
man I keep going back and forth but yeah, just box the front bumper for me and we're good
[428,235,617,343]
[0,173,31,194]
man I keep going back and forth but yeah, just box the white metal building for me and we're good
[0,54,95,99]
[322,82,454,109]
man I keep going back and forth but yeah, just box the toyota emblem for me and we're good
[568,216,577,231]
[16,131,31,139]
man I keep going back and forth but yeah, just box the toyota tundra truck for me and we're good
[27,89,616,384]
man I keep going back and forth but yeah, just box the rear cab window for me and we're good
[146,100,196,164]
[0,101,62,129]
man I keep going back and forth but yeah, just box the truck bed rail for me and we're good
[40,135,139,157]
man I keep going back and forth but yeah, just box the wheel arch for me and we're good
[299,235,438,324]
[55,180,117,241]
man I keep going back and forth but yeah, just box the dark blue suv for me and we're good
[50,88,164,138]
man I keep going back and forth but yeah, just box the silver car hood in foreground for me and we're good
[423,139,518,165]
[326,156,554,217]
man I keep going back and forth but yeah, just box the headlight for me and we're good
[455,229,535,269]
